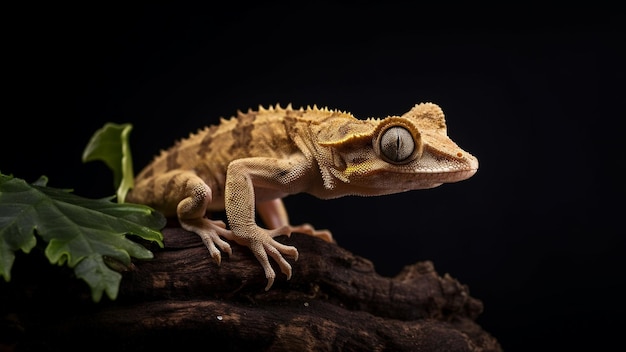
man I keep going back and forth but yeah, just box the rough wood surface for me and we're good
[1,227,502,352]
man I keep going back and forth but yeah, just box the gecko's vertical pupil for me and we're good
[380,126,414,163]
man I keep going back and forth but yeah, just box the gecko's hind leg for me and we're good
[257,198,334,243]
[170,171,235,264]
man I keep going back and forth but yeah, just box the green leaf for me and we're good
[82,122,134,203]
[0,173,165,302]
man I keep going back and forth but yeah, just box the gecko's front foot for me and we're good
[232,225,299,290]
[181,218,234,265]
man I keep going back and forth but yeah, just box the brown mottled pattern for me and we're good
[287,109,303,118]
[194,163,225,198]
[144,177,156,204]
[166,148,180,170]
[163,174,180,202]
[198,125,219,159]
[140,167,154,180]
[229,112,256,154]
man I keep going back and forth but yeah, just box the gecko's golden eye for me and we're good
[379,126,415,163]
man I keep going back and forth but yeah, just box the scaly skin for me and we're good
[126,103,479,290]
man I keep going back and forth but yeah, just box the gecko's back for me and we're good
[127,104,355,214]
[134,106,299,183]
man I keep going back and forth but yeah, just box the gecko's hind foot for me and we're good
[181,218,234,265]
[289,223,334,243]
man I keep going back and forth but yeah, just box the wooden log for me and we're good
[1,227,502,351]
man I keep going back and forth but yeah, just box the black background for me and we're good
[4,3,624,351]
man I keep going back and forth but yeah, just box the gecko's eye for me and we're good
[379,126,415,163]
[373,117,422,164]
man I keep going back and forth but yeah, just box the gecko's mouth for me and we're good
[386,168,478,190]
[388,164,477,180]
[439,168,478,183]
[409,153,479,182]
[346,168,477,196]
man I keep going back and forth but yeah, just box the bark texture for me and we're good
[1,227,502,352]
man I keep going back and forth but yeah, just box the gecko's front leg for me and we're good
[225,156,313,290]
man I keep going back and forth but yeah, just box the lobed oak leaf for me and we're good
[0,173,165,302]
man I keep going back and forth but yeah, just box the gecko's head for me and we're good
[315,103,478,195]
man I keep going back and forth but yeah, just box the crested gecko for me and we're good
[126,103,479,290]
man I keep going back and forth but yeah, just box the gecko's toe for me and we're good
[289,223,334,243]
[264,276,275,291]
[199,233,226,265]
[269,240,298,261]
[187,219,233,265]
[210,251,222,266]
[264,242,294,279]
[315,230,334,243]
[211,219,227,228]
